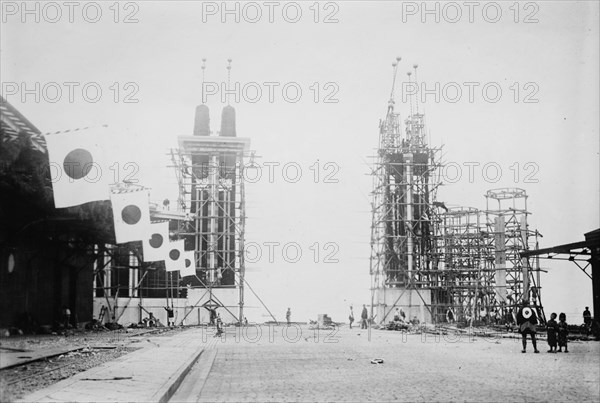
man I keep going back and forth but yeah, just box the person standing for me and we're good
[348,306,354,329]
[516,301,539,353]
[583,307,592,335]
[208,307,217,325]
[62,306,71,329]
[446,307,455,324]
[546,312,558,353]
[361,304,368,329]
[558,312,569,353]
[215,313,223,337]
[286,308,291,325]
[164,305,174,327]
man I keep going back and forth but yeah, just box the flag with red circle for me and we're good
[110,188,151,244]
[165,239,186,272]
[180,249,196,277]
[44,127,111,208]
[142,221,170,262]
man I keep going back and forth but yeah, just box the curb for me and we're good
[168,348,218,402]
[155,347,205,403]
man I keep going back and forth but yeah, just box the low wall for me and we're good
[93,287,243,326]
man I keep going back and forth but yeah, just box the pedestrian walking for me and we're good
[348,306,354,329]
[557,312,569,353]
[361,304,368,329]
[286,308,291,325]
[546,312,558,353]
[516,301,539,353]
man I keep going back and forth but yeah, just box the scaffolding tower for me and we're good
[431,207,495,323]
[369,60,443,323]
[370,60,543,326]
[485,188,544,321]
[170,102,251,324]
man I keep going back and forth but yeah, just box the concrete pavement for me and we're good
[18,327,213,403]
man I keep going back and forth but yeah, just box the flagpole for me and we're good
[165,270,169,311]
[170,272,174,309]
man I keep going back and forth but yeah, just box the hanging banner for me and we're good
[180,249,196,277]
[142,221,170,262]
[110,188,151,244]
[44,127,111,208]
[165,240,185,272]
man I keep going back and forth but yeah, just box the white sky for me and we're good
[1,1,599,323]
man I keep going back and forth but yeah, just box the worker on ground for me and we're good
[361,304,368,329]
[446,307,455,323]
[164,305,174,327]
[583,307,592,335]
[393,308,401,322]
[215,313,223,337]
[62,306,71,329]
[516,301,539,353]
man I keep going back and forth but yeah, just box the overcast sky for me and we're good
[1,1,598,323]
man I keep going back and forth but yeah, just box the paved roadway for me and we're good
[171,324,600,402]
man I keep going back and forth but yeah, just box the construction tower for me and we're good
[369,59,443,324]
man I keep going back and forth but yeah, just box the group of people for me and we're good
[348,305,370,329]
[348,305,420,329]
[446,306,516,326]
[545,312,570,353]
[517,302,574,354]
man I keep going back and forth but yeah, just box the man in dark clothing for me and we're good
[62,306,71,329]
[215,313,223,337]
[546,312,558,353]
[208,308,217,325]
[516,301,539,353]
[164,306,175,327]
[583,307,592,334]
[361,305,368,329]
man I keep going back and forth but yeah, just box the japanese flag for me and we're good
[180,249,196,277]
[165,240,185,272]
[111,188,151,244]
[142,221,170,262]
[44,127,111,208]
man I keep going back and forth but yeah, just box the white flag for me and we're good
[165,240,185,272]
[44,127,111,208]
[180,249,196,277]
[142,221,170,262]
[111,188,151,244]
